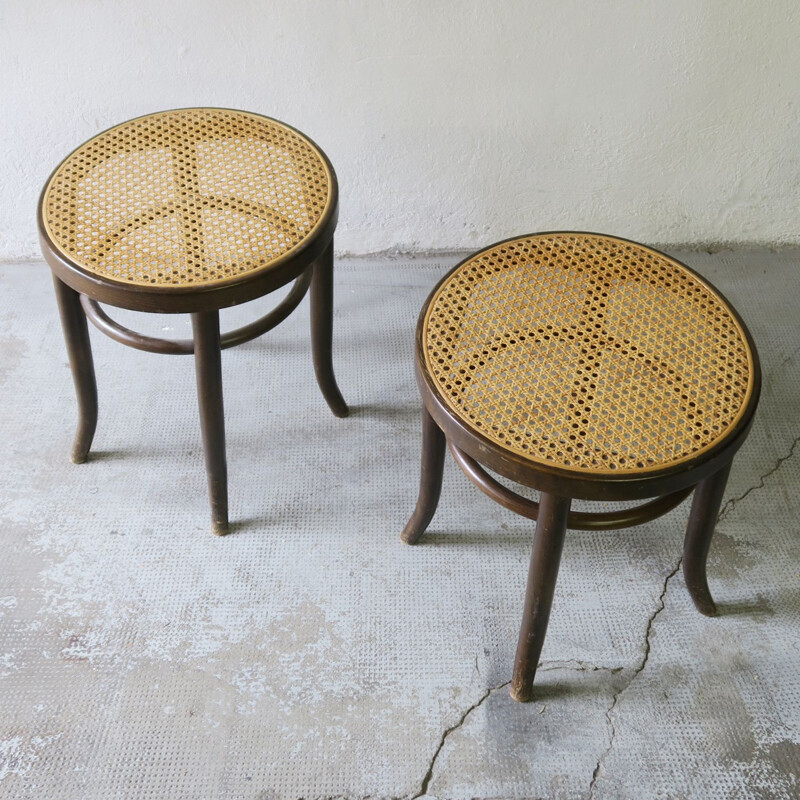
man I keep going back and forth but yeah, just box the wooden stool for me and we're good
[38,108,348,535]
[402,232,760,702]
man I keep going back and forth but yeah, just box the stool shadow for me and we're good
[348,403,419,422]
[716,593,778,618]
[86,447,196,463]
[525,670,626,702]
[84,450,130,463]
[225,518,271,536]
[411,530,529,549]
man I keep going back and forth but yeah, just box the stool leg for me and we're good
[401,405,446,544]
[511,493,571,702]
[52,276,98,464]
[683,460,732,616]
[310,241,349,418]
[192,311,228,536]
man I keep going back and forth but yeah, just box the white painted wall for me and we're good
[2,0,799,259]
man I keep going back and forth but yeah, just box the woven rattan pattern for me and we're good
[42,109,332,287]
[424,234,754,474]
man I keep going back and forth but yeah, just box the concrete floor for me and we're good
[0,249,798,799]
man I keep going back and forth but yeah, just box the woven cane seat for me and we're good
[41,108,333,287]
[423,233,755,475]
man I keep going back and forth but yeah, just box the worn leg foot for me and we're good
[192,310,229,536]
[683,460,733,616]
[401,406,446,544]
[310,241,348,418]
[52,277,98,463]
[510,493,571,702]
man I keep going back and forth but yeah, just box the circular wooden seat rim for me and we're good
[37,108,338,314]
[416,232,762,502]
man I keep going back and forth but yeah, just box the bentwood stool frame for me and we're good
[38,108,348,535]
[402,232,761,702]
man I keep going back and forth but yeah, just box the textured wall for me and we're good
[2,0,799,259]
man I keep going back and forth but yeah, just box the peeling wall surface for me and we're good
[2,0,800,259]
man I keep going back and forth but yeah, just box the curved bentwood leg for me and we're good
[683,460,733,616]
[511,493,571,702]
[192,311,229,536]
[310,240,349,418]
[52,277,98,464]
[401,405,446,544]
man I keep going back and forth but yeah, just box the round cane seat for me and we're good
[40,108,334,289]
[422,233,756,476]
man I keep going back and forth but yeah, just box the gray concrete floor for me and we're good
[0,249,798,799]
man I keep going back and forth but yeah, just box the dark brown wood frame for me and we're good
[40,111,349,535]
[402,233,761,703]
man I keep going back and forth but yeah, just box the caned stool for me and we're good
[402,232,760,702]
[38,108,348,535]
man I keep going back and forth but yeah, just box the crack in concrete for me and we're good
[586,556,684,799]
[412,661,622,799]
[581,428,794,800]
[539,659,624,674]
[412,680,511,799]
[718,435,800,522]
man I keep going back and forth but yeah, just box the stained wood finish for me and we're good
[192,311,228,536]
[52,276,98,464]
[401,405,447,545]
[683,460,733,616]
[310,242,349,418]
[510,493,571,702]
[402,232,762,702]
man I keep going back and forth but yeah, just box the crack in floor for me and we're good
[586,555,684,799]
[718,435,799,522]
[411,659,625,799]
[582,434,794,799]
[411,681,511,799]
[538,660,624,674]
[411,662,626,799]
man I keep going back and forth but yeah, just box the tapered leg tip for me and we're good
[509,683,534,703]
[400,522,423,545]
[330,401,349,418]
[70,451,89,464]
[686,582,718,616]
[212,520,229,536]
[692,596,718,617]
